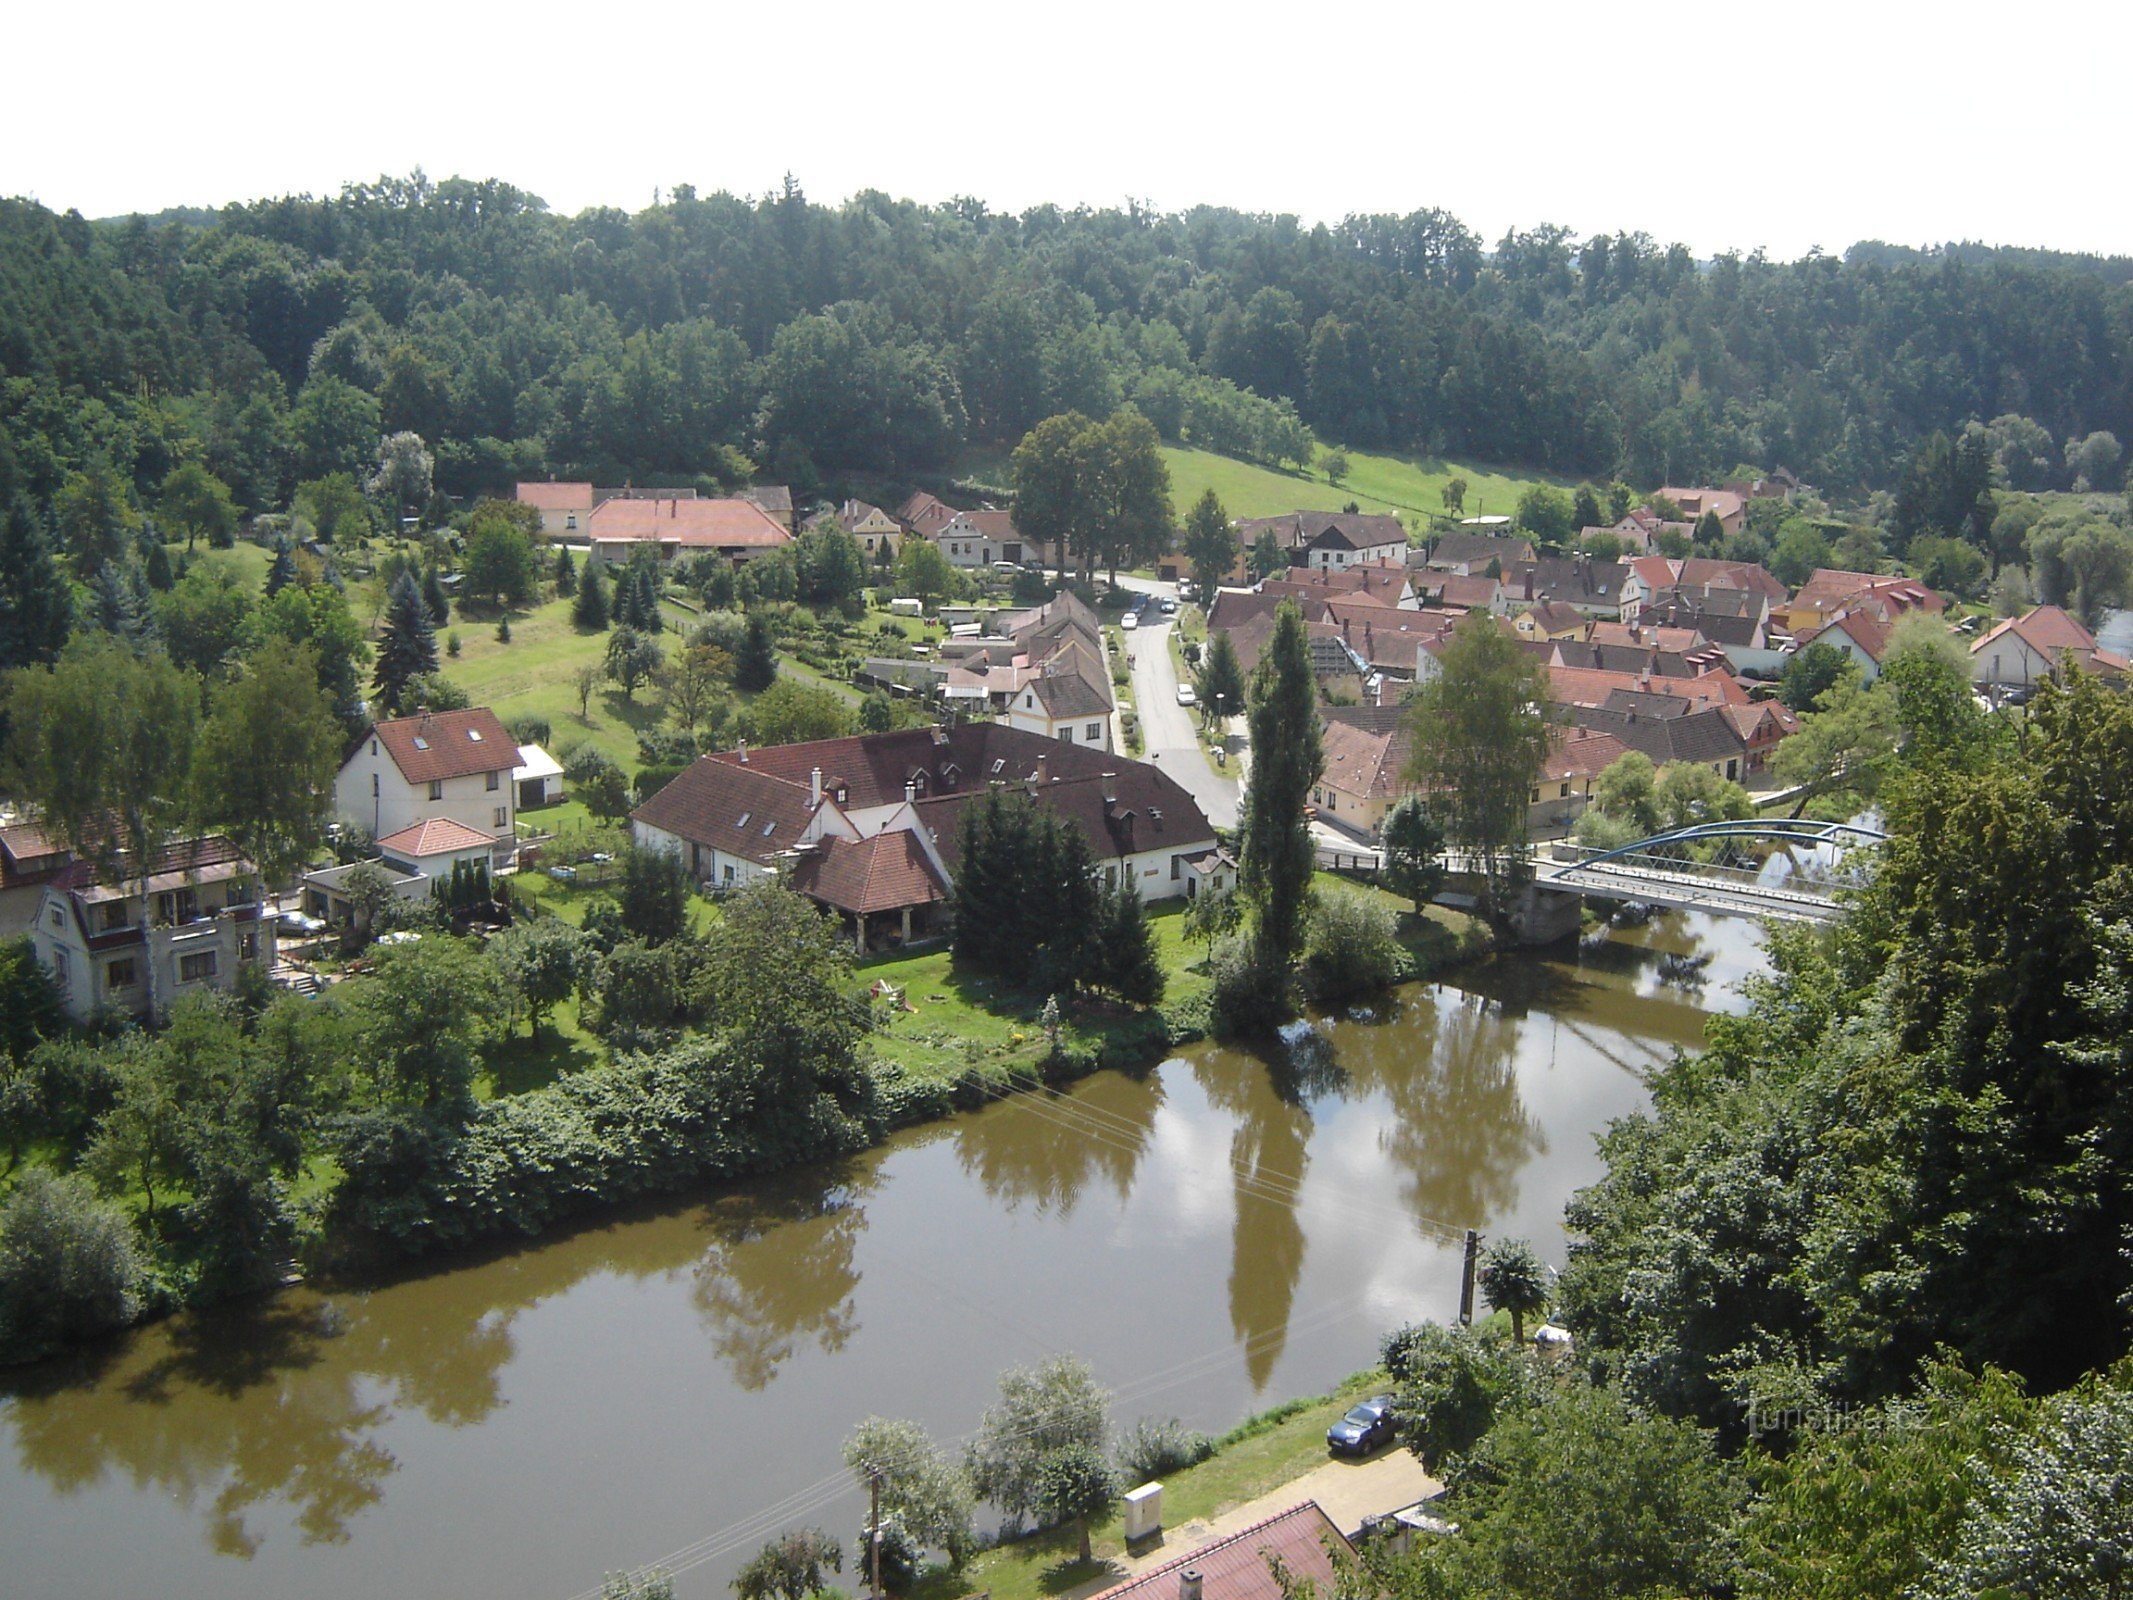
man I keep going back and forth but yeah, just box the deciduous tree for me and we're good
[193,638,344,886]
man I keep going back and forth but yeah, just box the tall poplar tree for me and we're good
[372,568,439,714]
[1239,602,1321,965]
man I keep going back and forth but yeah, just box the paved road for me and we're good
[1117,580,1240,830]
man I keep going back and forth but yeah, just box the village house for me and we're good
[1781,568,1944,636]
[30,835,273,1022]
[0,818,73,937]
[935,507,1026,568]
[737,484,795,532]
[514,480,596,538]
[1791,609,1894,681]
[1421,531,1534,575]
[1657,486,1749,539]
[631,724,1223,950]
[894,490,959,542]
[1970,605,2130,688]
[585,495,793,566]
[1086,1503,1355,1600]
[1503,556,1631,621]
[836,500,905,562]
[1573,695,1751,783]
[1232,511,1408,577]
[1513,601,1587,642]
[334,707,521,873]
[1313,709,1628,841]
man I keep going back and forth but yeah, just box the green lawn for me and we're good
[914,1369,1390,1600]
[1162,445,1557,529]
[860,904,1211,1088]
[438,593,663,768]
[163,538,275,587]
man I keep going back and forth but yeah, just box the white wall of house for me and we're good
[1004,698,1114,751]
[1308,540,1406,572]
[1097,840,1223,903]
[935,515,1006,569]
[31,887,272,1023]
[1972,633,2051,687]
[336,740,518,845]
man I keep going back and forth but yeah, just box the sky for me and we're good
[9,0,2128,261]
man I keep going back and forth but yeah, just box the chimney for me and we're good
[904,780,916,804]
[1101,771,1117,806]
[738,740,748,764]
[810,767,823,806]
[1181,1571,1203,1600]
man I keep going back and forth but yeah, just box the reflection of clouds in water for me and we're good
[1124,1088,1231,1241]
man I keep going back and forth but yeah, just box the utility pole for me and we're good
[868,1470,883,1600]
[1459,1228,1482,1325]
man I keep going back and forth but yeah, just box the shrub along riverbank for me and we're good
[0,871,1485,1363]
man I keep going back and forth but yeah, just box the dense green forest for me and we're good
[3,174,2132,530]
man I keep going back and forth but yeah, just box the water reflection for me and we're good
[1194,1046,1315,1390]
[1334,991,1546,1231]
[953,1071,1162,1217]
[692,1166,875,1390]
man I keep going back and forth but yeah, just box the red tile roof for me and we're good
[788,831,948,916]
[515,481,595,512]
[896,491,959,534]
[377,817,498,858]
[963,508,1020,540]
[631,757,822,863]
[1089,1502,1352,1600]
[366,708,519,783]
[587,496,792,549]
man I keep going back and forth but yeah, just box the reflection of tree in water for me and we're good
[1193,1043,1320,1391]
[691,1165,878,1391]
[0,1193,715,1557]
[1345,989,1545,1230]
[952,1071,1162,1218]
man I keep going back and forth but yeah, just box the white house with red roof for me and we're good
[515,481,595,537]
[335,708,521,868]
[1971,605,2129,688]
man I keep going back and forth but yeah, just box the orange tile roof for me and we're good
[377,817,498,858]
[365,708,519,783]
[587,496,792,549]
[1089,1503,1353,1600]
[515,481,595,512]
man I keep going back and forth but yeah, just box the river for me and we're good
[0,911,1761,1600]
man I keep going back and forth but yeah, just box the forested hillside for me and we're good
[2,174,2131,526]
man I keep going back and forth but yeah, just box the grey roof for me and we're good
[1573,704,1746,767]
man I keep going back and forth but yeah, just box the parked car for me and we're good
[1326,1394,1398,1456]
[1177,684,1197,707]
[1122,611,1139,630]
[1160,597,1178,614]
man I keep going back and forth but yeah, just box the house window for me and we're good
[98,901,129,932]
[1560,782,1571,798]
[1529,787,1541,803]
[179,950,218,984]
[47,906,62,931]
[52,947,70,986]
[494,807,509,829]
[722,863,735,883]
[486,771,500,791]
[104,956,139,990]
[428,779,444,801]
[1087,722,1101,741]
[240,933,257,960]
[1059,727,1072,741]
[566,513,578,530]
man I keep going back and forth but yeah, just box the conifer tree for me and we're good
[572,560,610,630]
[553,545,576,596]
[421,566,450,626]
[1088,879,1164,1004]
[264,534,298,596]
[0,497,74,670]
[142,538,173,592]
[89,559,158,653]
[373,569,440,714]
[735,613,778,692]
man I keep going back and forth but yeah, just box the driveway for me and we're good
[1118,582,1240,830]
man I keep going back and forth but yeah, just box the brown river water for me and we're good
[0,911,1758,1600]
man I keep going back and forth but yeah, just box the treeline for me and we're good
[4,176,2132,534]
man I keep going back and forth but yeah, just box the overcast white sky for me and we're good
[9,0,2126,261]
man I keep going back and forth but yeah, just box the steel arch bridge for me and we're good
[1535,818,1889,924]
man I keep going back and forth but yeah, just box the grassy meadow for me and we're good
[1161,444,1556,529]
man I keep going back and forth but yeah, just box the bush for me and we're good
[1116,1416,1215,1483]
[0,1167,150,1364]
[1209,930,1292,1036]
[1299,889,1402,1003]
[505,714,553,747]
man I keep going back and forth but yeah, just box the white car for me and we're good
[1121,611,1139,630]
[1177,684,1197,707]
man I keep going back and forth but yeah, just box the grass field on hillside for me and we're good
[440,593,665,767]
[1162,445,1555,528]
